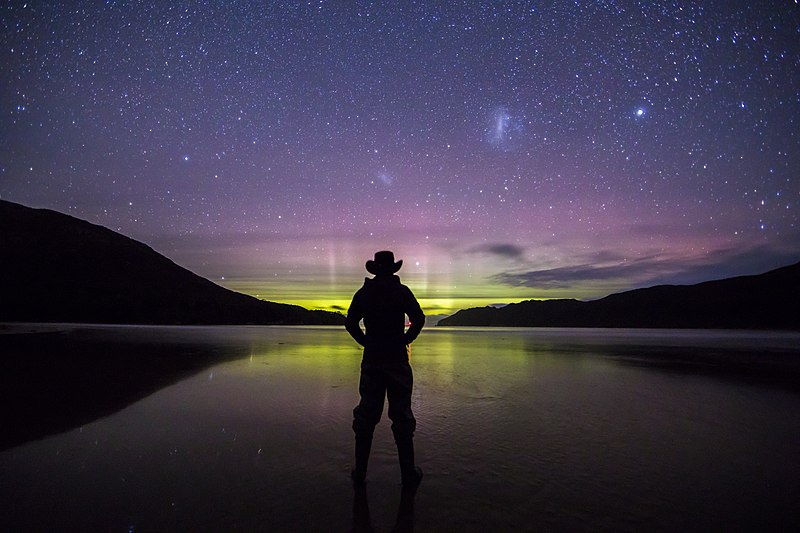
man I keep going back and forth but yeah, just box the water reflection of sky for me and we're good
[2,325,799,531]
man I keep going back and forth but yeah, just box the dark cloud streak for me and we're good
[469,243,526,259]
[493,245,800,291]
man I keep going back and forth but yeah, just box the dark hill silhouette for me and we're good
[0,200,342,325]
[438,261,800,330]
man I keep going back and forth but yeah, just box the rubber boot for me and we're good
[395,436,423,488]
[351,435,372,485]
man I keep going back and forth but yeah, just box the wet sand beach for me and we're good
[2,324,799,531]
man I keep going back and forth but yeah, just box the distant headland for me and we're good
[0,200,343,325]
[438,260,800,330]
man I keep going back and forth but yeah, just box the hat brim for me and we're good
[366,259,403,275]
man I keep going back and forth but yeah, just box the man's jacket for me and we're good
[345,274,425,366]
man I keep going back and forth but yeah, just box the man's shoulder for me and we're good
[398,282,415,294]
[398,282,421,304]
[393,279,417,298]
[352,277,371,292]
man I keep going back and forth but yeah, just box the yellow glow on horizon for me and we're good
[259,296,538,319]
[286,298,352,313]
[222,268,619,318]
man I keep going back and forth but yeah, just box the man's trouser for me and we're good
[352,363,417,476]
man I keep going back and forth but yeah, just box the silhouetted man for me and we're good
[346,250,425,487]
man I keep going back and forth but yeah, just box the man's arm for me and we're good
[403,287,425,345]
[345,293,367,346]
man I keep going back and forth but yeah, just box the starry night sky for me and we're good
[2,1,799,318]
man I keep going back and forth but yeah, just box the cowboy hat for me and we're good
[366,250,403,275]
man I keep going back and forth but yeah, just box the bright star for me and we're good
[636,108,645,117]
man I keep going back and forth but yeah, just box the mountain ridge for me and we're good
[437,261,800,329]
[0,199,343,325]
